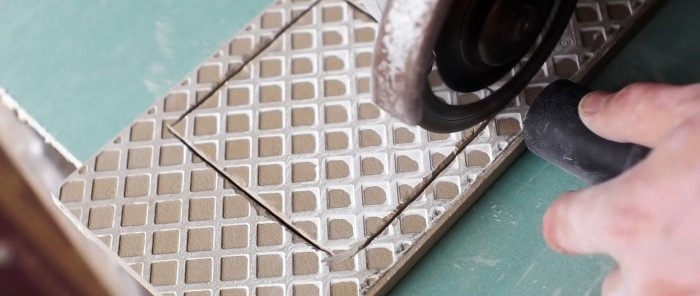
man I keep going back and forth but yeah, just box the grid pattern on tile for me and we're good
[55,0,658,295]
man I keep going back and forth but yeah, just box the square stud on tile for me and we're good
[152,229,180,255]
[322,30,343,47]
[393,127,415,145]
[395,154,420,173]
[224,166,250,188]
[294,284,320,296]
[397,183,416,203]
[155,200,182,224]
[184,290,211,296]
[323,55,345,72]
[292,106,315,127]
[324,104,348,124]
[331,281,358,296]
[227,86,251,106]
[259,84,282,103]
[160,145,185,166]
[366,247,394,269]
[124,174,150,198]
[292,220,318,244]
[194,115,219,136]
[467,150,491,167]
[258,136,283,158]
[292,81,315,100]
[222,224,249,249]
[434,181,460,200]
[328,218,354,240]
[325,159,350,180]
[226,113,251,133]
[223,195,250,219]
[292,252,319,275]
[292,190,317,212]
[256,286,283,296]
[157,172,183,195]
[59,180,85,202]
[127,147,152,169]
[225,138,251,160]
[130,121,155,142]
[292,162,317,183]
[362,186,386,206]
[221,255,249,281]
[185,258,213,284]
[198,65,221,84]
[261,11,283,29]
[356,76,371,94]
[329,253,355,272]
[190,169,217,192]
[291,134,316,155]
[359,129,382,148]
[257,223,283,247]
[364,216,388,236]
[323,79,346,97]
[360,156,384,177]
[187,227,215,252]
[219,288,248,296]
[91,177,118,200]
[95,150,120,172]
[325,131,349,151]
[327,188,351,209]
[189,197,215,221]
[291,32,314,50]
[118,232,146,257]
[354,27,376,43]
[88,205,115,229]
[230,36,253,56]
[400,214,428,234]
[258,164,283,186]
[259,110,283,130]
[259,59,283,78]
[495,117,522,136]
[193,142,217,163]
[256,254,283,278]
[291,56,314,75]
[322,6,344,23]
[150,260,178,286]
[355,52,373,68]
[358,102,381,120]
[121,203,148,227]
[164,93,188,112]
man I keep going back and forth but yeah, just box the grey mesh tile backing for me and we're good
[55,0,660,295]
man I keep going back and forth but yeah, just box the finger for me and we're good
[579,83,700,148]
[602,268,625,296]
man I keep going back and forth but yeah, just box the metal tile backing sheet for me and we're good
[55,0,660,295]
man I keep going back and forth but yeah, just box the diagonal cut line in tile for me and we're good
[165,124,335,256]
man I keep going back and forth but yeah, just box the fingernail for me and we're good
[579,91,611,115]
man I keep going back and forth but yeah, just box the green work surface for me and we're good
[1,1,699,295]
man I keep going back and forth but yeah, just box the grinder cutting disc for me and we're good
[372,0,578,133]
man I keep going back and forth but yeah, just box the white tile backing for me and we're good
[55,0,663,295]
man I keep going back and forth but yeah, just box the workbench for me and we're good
[1,0,698,295]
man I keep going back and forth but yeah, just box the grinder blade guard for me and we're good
[371,0,578,133]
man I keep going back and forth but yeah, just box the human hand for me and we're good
[542,83,700,295]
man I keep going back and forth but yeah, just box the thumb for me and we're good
[579,83,700,148]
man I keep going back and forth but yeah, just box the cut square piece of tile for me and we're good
[259,110,283,130]
[198,65,221,84]
[187,227,215,252]
[153,229,180,255]
[130,121,155,142]
[219,288,248,296]
[258,164,283,186]
[124,174,150,198]
[291,32,313,50]
[59,180,85,202]
[256,254,283,278]
[257,223,283,247]
[259,59,283,78]
[227,86,251,106]
[127,147,153,169]
[223,195,250,219]
[164,93,188,112]
[434,181,460,200]
[155,200,182,224]
[190,169,217,192]
[222,224,249,249]
[258,136,283,158]
[194,115,219,136]
[291,57,313,75]
[121,203,148,227]
[185,258,213,284]
[221,255,249,281]
[325,131,349,151]
[91,177,118,200]
[400,214,427,234]
[226,113,251,133]
[292,81,315,100]
[294,284,320,296]
[189,197,215,221]
[366,247,393,269]
[291,107,315,127]
[324,104,348,124]
[225,138,251,160]
[119,232,146,257]
[157,172,184,195]
[331,281,358,296]
[88,205,115,229]
[95,150,120,172]
[160,145,185,166]
[151,260,178,286]
[256,286,283,296]
[259,84,282,103]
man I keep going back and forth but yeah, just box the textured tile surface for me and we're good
[55,0,658,295]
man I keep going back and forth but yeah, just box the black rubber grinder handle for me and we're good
[524,80,651,184]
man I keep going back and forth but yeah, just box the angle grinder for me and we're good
[366,0,650,184]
